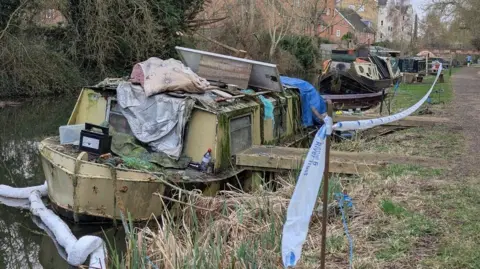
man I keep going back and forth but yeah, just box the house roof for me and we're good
[378,0,388,6]
[336,8,375,34]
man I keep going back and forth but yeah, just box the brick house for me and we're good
[336,0,378,28]
[328,8,375,45]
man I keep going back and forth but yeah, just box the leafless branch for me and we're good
[0,0,29,42]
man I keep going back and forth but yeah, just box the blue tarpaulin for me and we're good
[280,76,326,127]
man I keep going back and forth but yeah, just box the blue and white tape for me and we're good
[282,65,443,268]
[281,123,328,267]
[333,65,443,131]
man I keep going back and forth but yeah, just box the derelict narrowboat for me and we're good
[38,47,323,223]
[318,48,401,110]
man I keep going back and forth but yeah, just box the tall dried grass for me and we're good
[108,171,422,269]
[141,177,294,268]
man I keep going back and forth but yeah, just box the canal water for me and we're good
[0,97,125,268]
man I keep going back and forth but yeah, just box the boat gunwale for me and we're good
[39,137,164,182]
[39,136,246,183]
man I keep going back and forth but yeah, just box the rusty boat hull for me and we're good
[38,137,167,223]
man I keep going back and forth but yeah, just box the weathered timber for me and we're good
[235,146,448,174]
[333,114,451,127]
[198,54,252,89]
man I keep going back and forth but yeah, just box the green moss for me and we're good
[217,112,231,171]
[287,89,301,133]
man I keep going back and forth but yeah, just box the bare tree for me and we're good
[289,0,373,38]
[263,0,294,61]
[427,0,480,48]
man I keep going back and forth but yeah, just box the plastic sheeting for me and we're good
[242,89,274,120]
[0,182,106,269]
[282,65,443,268]
[117,82,195,159]
[280,76,327,127]
[258,95,274,120]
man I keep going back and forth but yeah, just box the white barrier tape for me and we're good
[282,65,443,268]
[324,115,333,135]
[333,64,443,131]
[0,182,106,268]
[282,125,328,267]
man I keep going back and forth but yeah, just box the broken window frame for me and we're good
[229,114,253,155]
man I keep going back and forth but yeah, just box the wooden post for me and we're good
[426,54,429,76]
[449,56,453,77]
[379,88,385,115]
[320,100,333,269]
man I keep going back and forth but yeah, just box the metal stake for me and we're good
[320,100,333,269]
[379,88,385,115]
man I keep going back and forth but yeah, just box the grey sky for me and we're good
[411,0,428,18]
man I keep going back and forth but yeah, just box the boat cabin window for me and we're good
[107,98,134,135]
[230,114,252,155]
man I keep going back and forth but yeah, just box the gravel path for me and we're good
[451,67,480,177]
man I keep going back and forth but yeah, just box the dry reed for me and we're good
[111,171,431,269]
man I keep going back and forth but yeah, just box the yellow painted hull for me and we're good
[38,137,166,222]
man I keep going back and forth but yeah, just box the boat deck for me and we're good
[42,137,245,183]
[235,145,449,174]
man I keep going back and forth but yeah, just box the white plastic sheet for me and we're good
[116,82,195,158]
[282,65,443,268]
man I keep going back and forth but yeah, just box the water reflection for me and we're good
[0,97,126,268]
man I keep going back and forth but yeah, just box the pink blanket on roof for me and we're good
[130,57,210,96]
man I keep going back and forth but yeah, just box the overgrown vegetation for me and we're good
[279,35,321,70]
[0,0,209,97]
